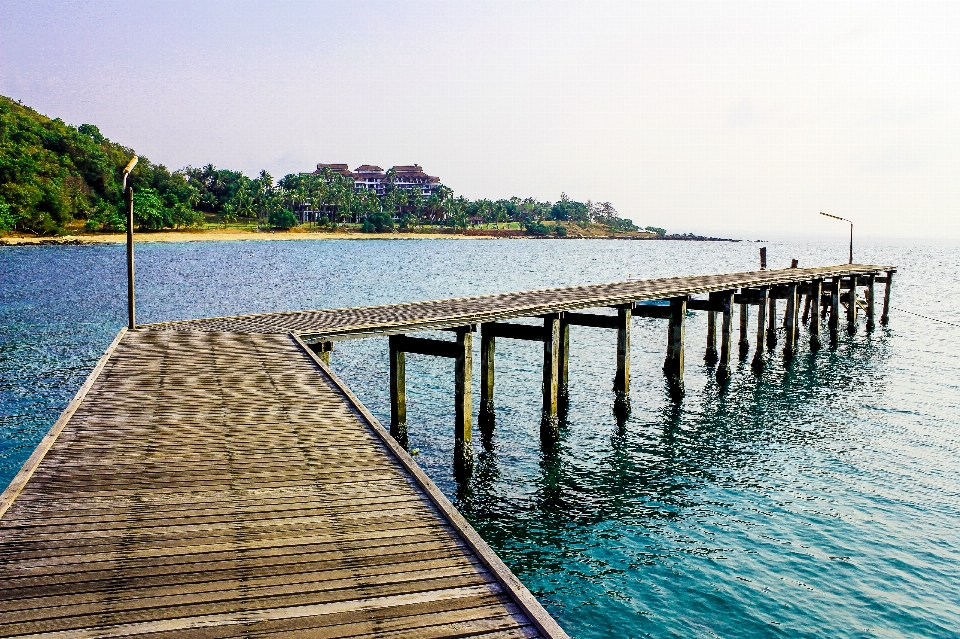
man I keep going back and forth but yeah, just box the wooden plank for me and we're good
[0,331,568,639]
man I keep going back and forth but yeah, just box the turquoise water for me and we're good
[2,238,959,638]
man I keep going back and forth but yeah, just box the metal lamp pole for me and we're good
[820,212,853,264]
[122,155,138,329]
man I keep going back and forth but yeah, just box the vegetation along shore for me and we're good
[0,95,737,242]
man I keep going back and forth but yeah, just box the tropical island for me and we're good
[0,95,714,242]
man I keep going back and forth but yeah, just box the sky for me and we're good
[1,0,958,238]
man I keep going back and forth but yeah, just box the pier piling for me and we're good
[480,325,495,425]
[738,302,750,358]
[767,295,778,350]
[866,274,876,331]
[753,287,769,371]
[454,328,473,474]
[784,284,798,360]
[716,291,735,383]
[614,306,631,414]
[881,271,894,325]
[810,279,823,351]
[846,278,858,334]
[664,296,687,397]
[389,336,407,448]
[541,314,561,439]
[830,279,841,346]
[705,310,719,365]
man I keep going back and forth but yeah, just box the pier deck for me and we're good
[0,330,564,638]
[147,265,893,340]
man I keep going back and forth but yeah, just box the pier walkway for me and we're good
[0,264,897,638]
[0,330,563,638]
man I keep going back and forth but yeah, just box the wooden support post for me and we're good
[480,324,495,423]
[541,314,561,440]
[308,341,333,365]
[614,306,631,414]
[766,295,778,350]
[558,317,570,410]
[830,278,841,346]
[753,288,769,371]
[866,274,876,331]
[663,297,686,398]
[738,302,750,358]
[881,270,894,325]
[784,283,798,361]
[809,279,822,351]
[388,335,407,449]
[846,278,858,334]
[454,328,473,474]
[704,310,718,365]
[802,293,812,326]
[717,291,735,384]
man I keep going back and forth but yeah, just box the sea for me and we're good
[1,237,958,638]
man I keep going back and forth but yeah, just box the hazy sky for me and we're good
[1,1,958,238]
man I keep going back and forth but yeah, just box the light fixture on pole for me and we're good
[820,212,853,264]
[123,155,138,329]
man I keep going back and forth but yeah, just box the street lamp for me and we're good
[820,211,853,264]
[123,155,138,329]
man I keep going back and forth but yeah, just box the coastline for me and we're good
[0,228,743,246]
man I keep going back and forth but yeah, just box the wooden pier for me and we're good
[0,263,896,637]
[0,331,565,638]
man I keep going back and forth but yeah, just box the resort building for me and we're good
[311,163,441,198]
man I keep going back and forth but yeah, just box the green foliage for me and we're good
[268,207,298,229]
[554,224,568,237]
[0,199,13,231]
[603,217,638,232]
[524,221,550,236]
[366,210,394,232]
[361,219,375,233]
[645,225,667,236]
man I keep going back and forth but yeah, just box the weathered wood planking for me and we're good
[0,330,566,639]
[145,265,896,340]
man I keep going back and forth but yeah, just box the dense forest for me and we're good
[0,95,651,236]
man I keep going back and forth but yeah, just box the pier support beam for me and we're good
[881,271,894,326]
[809,279,822,351]
[766,295,778,350]
[454,329,474,475]
[705,311,718,365]
[388,336,407,449]
[663,297,687,398]
[614,306,631,415]
[558,318,570,410]
[308,341,334,365]
[738,302,750,358]
[542,314,561,440]
[866,274,876,332]
[846,278,858,334]
[829,280,841,346]
[784,284,798,361]
[716,291,735,384]
[480,326,495,427]
[753,288,770,371]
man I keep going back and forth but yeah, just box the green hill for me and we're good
[0,95,201,235]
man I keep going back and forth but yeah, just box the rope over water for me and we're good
[892,306,960,328]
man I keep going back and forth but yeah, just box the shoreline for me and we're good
[0,228,742,246]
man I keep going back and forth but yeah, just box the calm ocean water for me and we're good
[2,238,958,638]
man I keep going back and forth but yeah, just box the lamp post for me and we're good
[122,155,138,329]
[820,212,853,264]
